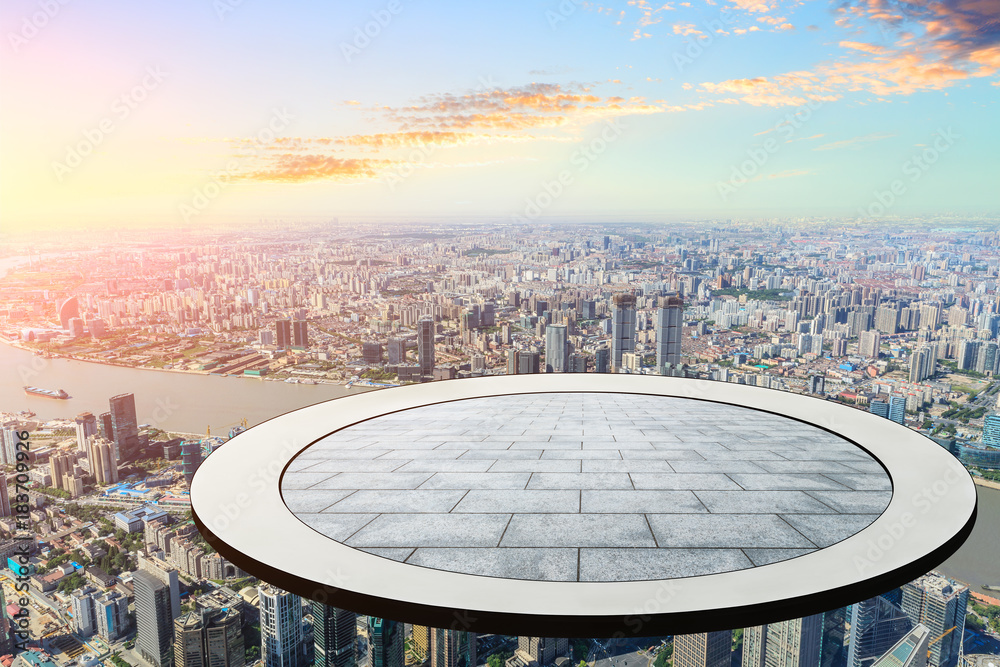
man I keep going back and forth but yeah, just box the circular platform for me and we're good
[191,375,977,636]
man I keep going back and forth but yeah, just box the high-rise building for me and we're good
[545,324,569,373]
[868,625,930,667]
[568,352,587,373]
[276,320,291,349]
[900,574,968,667]
[859,330,881,359]
[362,342,383,366]
[656,295,684,372]
[312,604,356,667]
[367,617,403,667]
[88,438,119,485]
[674,632,731,667]
[517,351,540,375]
[418,318,435,379]
[50,453,73,491]
[260,584,304,667]
[138,554,182,620]
[182,440,204,486]
[744,615,822,667]
[71,588,98,636]
[875,305,901,335]
[292,320,309,348]
[809,375,826,395]
[134,570,176,667]
[982,413,1000,447]
[174,608,244,667]
[387,338,406,365]
[431,629,476,667]
[909,346,936,382]
[58,295,80,329]
[610,294,637,372]
[514,637,568,667]
[95,591,130,642]
[870,396,905,424]
[109,393,139,462]
[75,412,98,452]
[0,476,10,517]
[594,347,610,373]
[847,596,914,667]
[99,412,114,440]
[820,608,847,667]
[412,626,431,663]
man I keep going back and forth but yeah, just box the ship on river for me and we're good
[23,386,69,399]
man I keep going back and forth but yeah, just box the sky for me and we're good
[1,0,998,230]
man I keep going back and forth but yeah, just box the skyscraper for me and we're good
[900,574,968,667]
[656,295,683,372]
[610,294,637,372]
[513,637,568,667]
[595,346,610,373]
[71,588,98,636]
[431,629,477,667]
[847,596,914,667]
[174,608,244,667]
[134,570,176,667]
[387,338,406,365]
[983,413,1000,447]
[544,324,569,373]
[260,584,304,667]
[674,632,731,667]
[182,440,204,486]
[909,346,935,382]
[75,412,98,452]
[276,320,291,349]
[367,618,403,667]
[292,320,308,348]
[859,330,881,359]
[418,318,435,379]
[411,626,431,663]
[0,476,10,517]
[744,615,823,667]
[58,295,80,329]
[89,438,119,485]
[312,603,356,667]
[95,591,130,642]
[109,393,139,462]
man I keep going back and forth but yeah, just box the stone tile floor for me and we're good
[280,393,891,581]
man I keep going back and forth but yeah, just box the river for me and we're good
[0,340,996,593]
[0,340,365,435]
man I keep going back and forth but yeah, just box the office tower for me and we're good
[656,295,684,371]
[260,585,304,667]
[869,626,930,667]
[809,375,825,395]
[517,351,540,374]
[182,440,203,485]
[847,596,914,667]
[367,617,403,667]
[821,608,847,667]
[887,395,905,424]
[611,294,637,372]
[362,342,383,366]
[545,324,569,373]
[95,591,130,642]
[71,588,98,636]
[88,438,119,485]
[418,318,435,379]
[568,353,587,373]
[900,574,968,667]
[387,338,406,365]
[174,608,244,667]
[516,637,568,667]
[138,554,182,620]
[975,342,999,375]
[674,632,731,667]
[431,629,476,667]
[412,626,431,663]
[909,346,935,382]
[99,412,114,440]
[135,570,176,667]
[956,340,981,371]
[276,320,291,349]
[109,393,139,462]
[75,412,98,452]
[507,349,519,375]
[312,603,356,667]
[58,295,80,329]
[293,320,308,348]
[859,330,881,359]
[983,413,1000,447]
[595,346,610,373]
[744,615,823,667]
[875,305,901,334]
[0,476,9,517]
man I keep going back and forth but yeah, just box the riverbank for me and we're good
[974,477,1000,491]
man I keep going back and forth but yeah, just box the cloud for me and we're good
[813,132,895,151]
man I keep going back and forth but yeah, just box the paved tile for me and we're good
[527,472,634,490]
[489,460,581,473]
[780,514,881,548]
[452,490,580,514]
[647,514,816,548]
[311,472,433,490]
[325,489,467,513]
[282,472,336,489]
[806,490,892,514]
[407,548,578,581]
[823,473,893,491]
[356,547,415,560]
[297,513,379,541]
[500,514,656,547]
[283,489,355,513]
[743,548,815,566]
[727,474,853,491]
[581,490,706,513]
[669,461,769,474]
[295,459,406,473]
[345,514,511,548]
[419,472,531,490]
[631,473,743,490]
[579,548,752,581]
[694,490,836,514]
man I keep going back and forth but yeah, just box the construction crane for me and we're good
[927,626,956,659]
